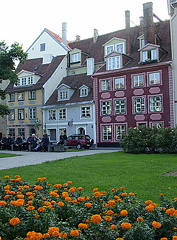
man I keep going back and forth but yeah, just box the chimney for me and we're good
[76,35,81,41]
[143,2,155,44]
[62,22,67,45]
[139,16,144,35]
[93,29,98,43]
[125,10,130,29]
[125,10,131,55]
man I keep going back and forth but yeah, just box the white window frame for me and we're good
[49,109,56,120]
[107,56,121,70]
[18,92,24,101]
[40,43,46,51]
[133,97,146,113]
[29,108,36,120]
[116,43,124,54]
[116,124,126,141]
[18,109,25,120]
[148,72,161,85]
[8,93,15,102]
[115,99,126,114]
[101,79,111,91]
[72,53,80,62]
[101,101,112,115]
[142,49,157,62]
[80,87,88,97]
[59,90,68,100]
[133,74,144,87]
[59,108,66,120]
[114,77,125,89]
[102,125,112,141]
[106,45,114,55]
[9,109,15,121]
[149,95,162,112]
[81,106,91,118]
[28,90,36,100]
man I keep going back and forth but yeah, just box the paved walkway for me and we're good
[0,148,120,170]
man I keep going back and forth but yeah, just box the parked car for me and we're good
[66,134,94,149]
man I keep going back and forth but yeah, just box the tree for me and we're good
[0,41,27,116]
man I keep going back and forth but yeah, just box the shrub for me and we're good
[0,176,177,239]
[121,126,177,154]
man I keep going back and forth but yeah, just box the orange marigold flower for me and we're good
[26,206,35,211]
[67,181,73,184]
[52,231,59,237]
[104,216,113,221]
[65,197,72,202]
[4,175,9,178]
[172,236,177,240]
[4,195,10,199]
[58,201,65,207]
[120,210,128,216]
[77,187,83,191]
[78,223,89,230]
[116,238,124,240]
[48,227,60,235]
[93,188,98,192]
[166,208,176,216]
[121,192,127,197]
[0,201,7,206]
[119,187,125,190]
[93,192,102,198]
[15,178,21,182]
[160,238,168,240]
[62,192,69,198]
[43,233,50,238]
[108,200,116,207]
[69,187,76,193]
[26,192,33,196]
[15,199,25,206]
[85,202,92,208]
[136,217,144,221]
[38,207,45,212]
[111,224,118,230]
[152,221,162,229]
[91,214,102,223]
[144,200,153,205]
[77,197,85,201]
[9,217,20,226]
[54,184,62,188]
[121,222,132,229]
[4,185,11,190]
[129,192,135,196]
[70,230,80,236]
[106,210,114,215]
[145,204,155,212]
[16,194,24,199]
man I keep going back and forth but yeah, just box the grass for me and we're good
[0,153,21,158]
[0,151,177,203]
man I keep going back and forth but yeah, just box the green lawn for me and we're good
[0,151,177,203]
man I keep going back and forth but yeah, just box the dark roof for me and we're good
[68,20,171,69]
[6,55,65,92]
[45,73,93,106]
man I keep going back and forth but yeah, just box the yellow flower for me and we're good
[9,217,20,226]
[152,221,162,229]
[91,214,102,223]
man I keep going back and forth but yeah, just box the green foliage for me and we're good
[121,125,177,153]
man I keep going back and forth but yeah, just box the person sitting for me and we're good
[14,135,23,151]
[23,134,32,151]
[40,134,49,152]
[6,134,14,150]
[1,134,7,150]
[31,134,38,150]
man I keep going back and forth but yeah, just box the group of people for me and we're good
[0,133,50,152]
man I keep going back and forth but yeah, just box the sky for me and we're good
[1,0,170,51]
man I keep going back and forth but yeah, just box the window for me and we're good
[116,124,126,141]
[106,45,114,55]
[18,109,25,120]
[81,106,91,118]
[101,101,112,115]
[29,108,36,119]
[59,91,68,100]
[102,125,112,141]
[18,128,25,139]
[115,99,126,114]
[28,77,33,85]
[80,87,88,97]
[8,93,15,102]
[22,78,27,85]
[151,122,163,128]
[49,109,56,120]
[142,49,157,62]
[101,79,110,91]
[18,92,24,101]
[133,74,144,87]
[115,77,125,89]
[59,108,66,120]
[116,43,124,54]
[148,72,161,85]
[133,97,146,113]
[8,109,15,121]
[149,96,162,112]
[16,77,34,87]
[107,56,121,70]
[72,53,80,62]
[9,128,15,140]
[40,43,46,51]
[28,90,36,100]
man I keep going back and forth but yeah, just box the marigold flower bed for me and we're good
[0,175,177,240]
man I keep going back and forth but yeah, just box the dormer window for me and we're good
[139,44,159,63]
[104,38,126,56]
[107,55,121,70]
[106,45,114,55]
[72,53,80,63]
[59,90,68,100]
[80,86,89,97]
[16,76,34,87]
[116,43,124,54]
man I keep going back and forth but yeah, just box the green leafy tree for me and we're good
[0,41,27,116]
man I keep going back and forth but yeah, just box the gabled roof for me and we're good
[6,55,66,92]
[26,28,71,53]
[45,73,93,106]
